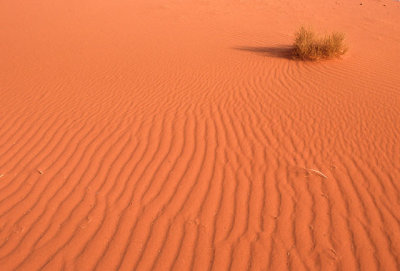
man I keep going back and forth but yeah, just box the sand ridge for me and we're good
[0,0,400,270]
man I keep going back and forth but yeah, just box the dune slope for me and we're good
[1,0,400,270]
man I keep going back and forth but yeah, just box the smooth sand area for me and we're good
[1,0,400,270]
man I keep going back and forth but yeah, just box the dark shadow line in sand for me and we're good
[233,45,293,59]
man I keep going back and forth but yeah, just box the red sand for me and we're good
[1,0,400,270]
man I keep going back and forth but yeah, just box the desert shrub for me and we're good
[293,26,347,60]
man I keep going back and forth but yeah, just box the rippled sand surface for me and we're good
[1,0,400,270]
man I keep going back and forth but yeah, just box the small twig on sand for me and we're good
[305,168,328,179]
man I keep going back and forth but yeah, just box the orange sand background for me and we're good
[1,0,400,270]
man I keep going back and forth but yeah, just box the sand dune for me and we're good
[1,0,400,270]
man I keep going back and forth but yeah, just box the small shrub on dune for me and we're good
[292,26,347,61]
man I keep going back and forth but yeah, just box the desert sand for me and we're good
[1,0,400,270]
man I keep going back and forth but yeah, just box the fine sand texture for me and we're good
[1,0,400,270]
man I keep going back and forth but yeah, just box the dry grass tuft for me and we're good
[293,26,347,61]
